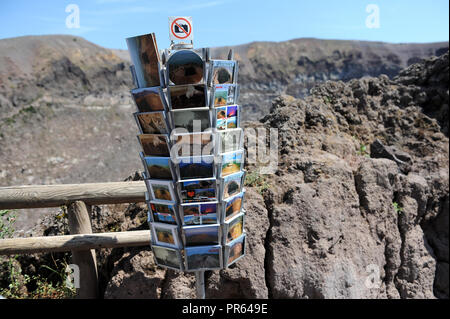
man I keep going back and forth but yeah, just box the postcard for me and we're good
[134,112,169,134]
[166,50,204,86]
[148,200,178,225]
[152,245,183,271]
[137,134,170,157]
[145,179,177,202]
[220,150,244,177]
[178,178,217,203]
[183,224,220,247]
[225,234,246,267]
[185,245,222,271]
[131,87,166,112]
[177,155,215,180]
[223,190,246,222]
[221,171,246,200]
[217,128,243,153]
[179,202,219,225]
[224,212,245,244]
[210,60,237,85]
[139,153,173,180]
[126,33,161,88]
[171,132,214,157]
[151,222,181,249]
[212,84,239,107]
[171,108,211,133]
[168,84,207,110]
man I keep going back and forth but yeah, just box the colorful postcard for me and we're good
[225,212,245,244]
[168,84,206,110]
[225,234,246,267]
[138,134,170,157]
[212,84,238,107]
[140,153,173,180]
[178,155,215,180]
[223,191,245,221]
[220,150,244,177]
[146,179,176,202]
[148,200,178,225]
[131,87,165,112]
[178,178,217,203]
[221,171,245,200]
[180,202,219,225]
[152,245,183,270]
[211,60,236,85]
[185,245,222,271]
[151,222,180,249]
[134,112,169,134]
[126,33,161,88]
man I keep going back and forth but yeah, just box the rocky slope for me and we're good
[2,52,447,299]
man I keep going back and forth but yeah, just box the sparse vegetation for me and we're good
[244,171,270,194]
[0,209,75,299]
[393,202,403,214]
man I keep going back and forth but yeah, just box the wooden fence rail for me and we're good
[0,181,149,299]
[0,181,146,209]
[0,230,150,255]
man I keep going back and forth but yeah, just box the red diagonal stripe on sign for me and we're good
[174,20,188,36]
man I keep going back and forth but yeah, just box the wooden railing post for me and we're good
[67,201,98,299]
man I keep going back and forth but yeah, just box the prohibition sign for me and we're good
[170,17,192,40]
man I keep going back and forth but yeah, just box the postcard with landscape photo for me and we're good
[211,60,236,85]
[172,108,211,132]
[226,213,244,243]
[213,86,228,106]
[178,155,215,180]
[167,50,204,86]
[146,180,175,202]
[180,202,218,225]
[126,33,161,88]
[149,201,178,225]
[185,245,222,271]
[222,171,245,200]
[152,223,180,249]
[183,224,220,247]
[135,112,168,134]
[221,150,243,177]
[168,84,206,110]
[218,128,243,153]
[152,245,183,270]
[179,178,217,203]
[131,87,165,112]
[172,132,214,157]
[140,154,173,180]
[224,191,245,221]
[138,134,170,157]
[226,234,246,266]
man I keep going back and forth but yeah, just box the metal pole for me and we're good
[195,271,205,299]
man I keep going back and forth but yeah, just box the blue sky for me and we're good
[0,0,448,50]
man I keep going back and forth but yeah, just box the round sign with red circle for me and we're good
[170,17,192,40]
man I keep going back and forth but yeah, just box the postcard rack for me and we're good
[126,27,247,297]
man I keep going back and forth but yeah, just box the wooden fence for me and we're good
[0,181,149,298]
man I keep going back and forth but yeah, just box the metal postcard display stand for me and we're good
[126,17,247,299]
